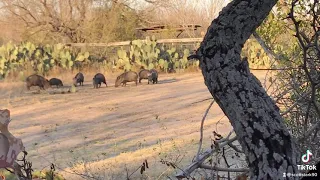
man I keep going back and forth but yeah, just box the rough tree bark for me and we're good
[193,0,299,179]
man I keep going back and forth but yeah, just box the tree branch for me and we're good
[196,100,215,161]
[199,164,249,172]
[176,136,237,178]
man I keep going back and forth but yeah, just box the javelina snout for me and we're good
[73,72,84,87]
[115,71,138,87]
[26,74,51,90]
[49,78,63,88]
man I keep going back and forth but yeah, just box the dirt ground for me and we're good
[0,70,268,179]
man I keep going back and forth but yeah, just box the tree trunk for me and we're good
[194,0,299,179]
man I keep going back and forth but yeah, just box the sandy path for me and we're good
[0,71,267,179]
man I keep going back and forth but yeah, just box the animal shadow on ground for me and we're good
[157,78,179,84]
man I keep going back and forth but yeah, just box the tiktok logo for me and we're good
[301,150,313,163]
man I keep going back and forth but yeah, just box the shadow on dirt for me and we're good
[157,78,179,84]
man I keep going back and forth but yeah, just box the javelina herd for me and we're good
[25,69,159,91]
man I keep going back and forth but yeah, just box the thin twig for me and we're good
[215,130,234,143]
[199,164,249,172]
[191,97,213,105]
[176,136,237,178]
[196,100,215,161]
[298,121,320,142]
[228,142,243,153]
[222,147,230,179]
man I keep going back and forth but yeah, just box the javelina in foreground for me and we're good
[138,69,150,83]
[49,78,63,88]
[73,72,84,87]
[148,69,158,84]
[93,73,107,88]
[92,77,101,89]
[115,71,138,87]
[26,74,51,90]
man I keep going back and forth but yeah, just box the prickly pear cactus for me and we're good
[0,109,25,168]
[242,38,271,68]
[0,41,95,78]
[0,39,202,78]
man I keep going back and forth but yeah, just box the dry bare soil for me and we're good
[0,71,267,179]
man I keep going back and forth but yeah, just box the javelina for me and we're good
[168,68,176,73]
[73,72,84,87]
[93,77,103,89]
[93,73,107,88]
[115,71,138,87]
[148,69,158,84]
[138,69,150,83]
[92,78,99,89]
[49,78,63,88]
[26,74,51,90]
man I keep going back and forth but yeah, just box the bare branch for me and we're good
[199,164,249,173]
[298,121,320,142]
[176,136,237,178]
[252,31,280,60]
[196,100,215,161]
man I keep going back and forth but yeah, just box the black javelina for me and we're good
[26,74,51,90]
[93,77,103,89]
[148,69,158,84]
[115,71,138,87]
[138,69,150,83]
[49,78,63,88]
[73,72,84,87]
[93,73,107,88]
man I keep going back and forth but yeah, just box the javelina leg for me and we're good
[136,80,138,86]
[139,78,142,83]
